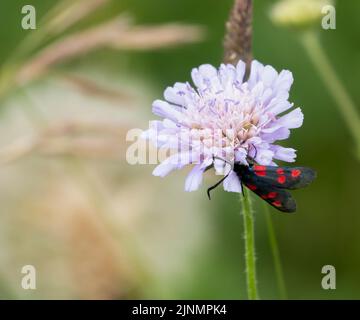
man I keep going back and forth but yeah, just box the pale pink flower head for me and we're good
[144,60,303,193]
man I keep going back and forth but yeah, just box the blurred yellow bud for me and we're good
[270,0,334,29]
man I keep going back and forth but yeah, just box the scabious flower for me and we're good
[143,60,303,193]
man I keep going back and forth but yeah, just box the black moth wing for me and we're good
[239,170,297,213]
[249,165,316,190]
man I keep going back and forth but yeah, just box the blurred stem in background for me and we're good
[17,89,154,295]
[271,0,360,160]
[300,31,360,160]
[240,189,258,300]
[263,203,287,299]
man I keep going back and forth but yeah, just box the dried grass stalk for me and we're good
[47,0,110,35]
[0,120,131,164]
[110,23,205,50]
[60,73,135,104]
[16,17,130,84]
[16,17,205,85]
[0,136,38,165]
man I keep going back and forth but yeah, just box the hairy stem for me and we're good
[301,31,360,160]
[240,188,258,300]
[225,0,258,300]
[263,203,287,299]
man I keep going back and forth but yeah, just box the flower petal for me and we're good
[267,99,293,116]
[152,100,183,123]
[261,65,279,88]
[223,170,242,193]
[152,161,177,177]
[219,64,236,89]
[255,148,275,165]
[236,60,246,84]
[276,107,304,129]
[164,82,198,108]
[191,64,221,92]
[248,60,265,88]
[214,158,228,175]
[153,152,192,177]
[185,164,205,192]
[261,127,290,143]
[274,70,293,93]
[235,148,248,164]
[271,145,297,162]
[164,83,187,106]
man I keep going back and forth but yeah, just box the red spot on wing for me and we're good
[276,168,284,175]
[254,165,266,176]
[268,192,277,199]
[272,200,282,207]
[277,176,286,184]
[291,169,301,178]
[261,195,268,199]
[247,184,257,191]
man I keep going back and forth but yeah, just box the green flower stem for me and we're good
[301,31,360,159]
[240,188,259,300]
[263,203,287,299]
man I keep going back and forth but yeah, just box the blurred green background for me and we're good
[0,0,359,299]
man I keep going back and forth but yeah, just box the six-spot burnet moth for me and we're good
[207,160,316,213]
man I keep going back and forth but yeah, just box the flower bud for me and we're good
[270,0,334,29]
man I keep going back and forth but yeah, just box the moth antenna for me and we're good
[247,144,258,164]
[212,156,234,171]
[250,144,257,160]
[207,173,230,200]
[252,144,258,159]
